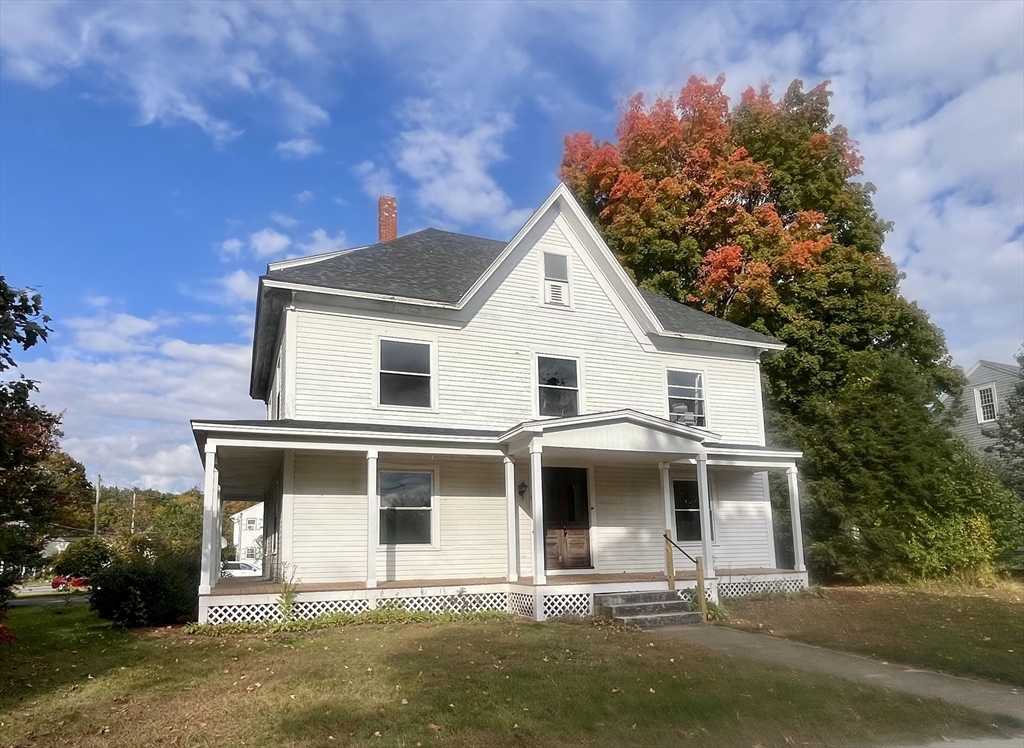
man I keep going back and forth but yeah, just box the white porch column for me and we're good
[787,465,806,572]
[529,441,546,586]
[696,453,715,575]
[504,456,519,582]
[280,450,295,579]
[199,444,218,595]
[659,462,674,565]
[366,449,379,588]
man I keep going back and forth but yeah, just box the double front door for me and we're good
[542,467,592,570]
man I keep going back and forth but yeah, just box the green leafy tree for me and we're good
[45,451,95,533]
[51,536,114,579]
[0,277,60,605]
[151,490,204,554]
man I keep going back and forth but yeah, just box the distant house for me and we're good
[230,503,264,567]
[191,184,808,624]
[949,360,1021,457]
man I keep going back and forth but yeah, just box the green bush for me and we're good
[51,537,114,579]
[89,554,200,627]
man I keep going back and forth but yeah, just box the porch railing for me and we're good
[664,530,708,622]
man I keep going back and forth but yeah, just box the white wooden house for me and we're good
[947,360,1020,457]
[230,502,264,567]
[191,185,808,624]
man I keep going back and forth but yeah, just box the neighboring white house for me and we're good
[948,360,1020,457]
[230,503,264,566]
[191,184,808,624]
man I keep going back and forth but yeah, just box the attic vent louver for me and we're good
[545,280,568,305]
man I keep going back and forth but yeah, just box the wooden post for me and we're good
[664,531,676,591]
[695,555,708,622]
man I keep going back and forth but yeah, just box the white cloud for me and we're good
[219,237,244,258]
[23,330,262,491]
[63,311,166,353]
[217,269,258,305]
[394,104,532,234]
[0,1,343,146]
[249,227,291,258]
[275,137,325,159]
[296,189,314,203]
[353,159,396,198]
[296,229,347,256]
[270,211,298,227]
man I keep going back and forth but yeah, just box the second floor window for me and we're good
[379,339,431,408]
[246,518,257,530]
[538,356,579,417]
[668,370,706,427]
[976,386,997,423]
[543,252,570,306]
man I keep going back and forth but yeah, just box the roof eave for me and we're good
[261,278,462,309]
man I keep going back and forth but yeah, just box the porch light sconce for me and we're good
[517,482,528,498]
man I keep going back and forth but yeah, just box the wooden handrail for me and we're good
[664,530,708,623]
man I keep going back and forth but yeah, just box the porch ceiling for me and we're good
[215,445,283,501]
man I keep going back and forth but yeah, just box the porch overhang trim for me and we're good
[497,409,721,444]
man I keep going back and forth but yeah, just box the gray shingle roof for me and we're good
[637,289,779,346]
[266,228,505,304]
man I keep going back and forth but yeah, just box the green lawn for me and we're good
[0,606,1018,748]
[723,582,1024,685]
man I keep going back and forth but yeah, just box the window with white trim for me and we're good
[673,480,712,542]
[976,386,997,423]
[379,339,432,408]
[543,252,570,306]
[379,471,433,545]
[538,356,579,416]
[245,547,256,559]
[246,518,257,530]
[667,370,706,427]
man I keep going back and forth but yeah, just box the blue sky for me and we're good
[1,1,1022,491]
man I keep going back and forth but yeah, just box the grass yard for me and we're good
[723,581,1024,685]
[1,606,1019,748]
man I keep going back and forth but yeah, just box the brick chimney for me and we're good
[378,195,397,242]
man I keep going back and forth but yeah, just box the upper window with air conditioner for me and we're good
[543,252,570,307]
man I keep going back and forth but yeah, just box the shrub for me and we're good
[51,537,114,580]
[89,554,200,627]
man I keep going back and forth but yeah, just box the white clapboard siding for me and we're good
[711,471,773,570]
[592,465,666,573]
[293,212,765,444]
[374,459,507,582]
[290,451,367,583]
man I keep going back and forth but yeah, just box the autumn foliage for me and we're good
[561,75,833,321]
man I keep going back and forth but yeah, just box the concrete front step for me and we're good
[593,590,684,606]
[616,610,705,628]
[595,599,694,618]
[594,590,704,628]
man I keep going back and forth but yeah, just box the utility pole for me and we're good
[93,474,102,536]
[130,489,137,535]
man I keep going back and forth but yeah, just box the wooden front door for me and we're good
[542,467,592,570]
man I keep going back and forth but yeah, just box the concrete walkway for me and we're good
[660,625,1024,722]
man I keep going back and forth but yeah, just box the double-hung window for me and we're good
[673,480,712,541]
[538,356,579,416]
[668,370,706,427]
[379,339,432,408]
[245,547,256,559]
[379,471,433,545]
[246,518,257,530]
[975,386,997,423]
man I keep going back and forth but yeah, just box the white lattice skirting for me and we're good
[718,578,806,598]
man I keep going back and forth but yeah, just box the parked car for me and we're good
[221,561,261,578]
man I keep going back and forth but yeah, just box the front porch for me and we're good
[193,411,808,623]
